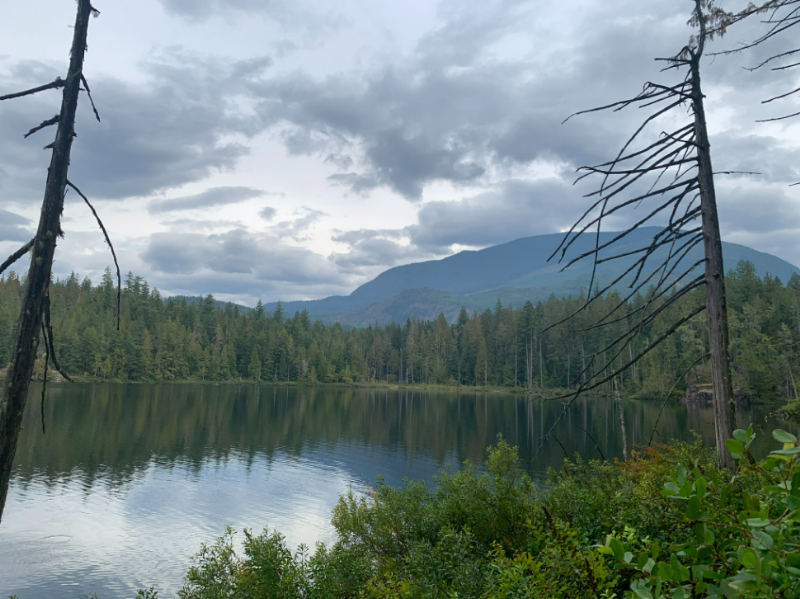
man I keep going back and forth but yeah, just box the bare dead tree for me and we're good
[538,0,738,469]
[0,0,107,523]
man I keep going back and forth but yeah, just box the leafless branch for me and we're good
[43,289,73,383]
[580,426,606,460]
[66,180,121,330]
[40,323,49,435]
[763,85,800,103]
[756,110,800,122]
[534,304,706,459]
[0,238,34,276]
[24,115,60,139]
[0,78,65,101]
[80,74,101,122]
[648,352,709,446]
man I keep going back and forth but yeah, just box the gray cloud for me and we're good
[140,228,349,301]
[149,186,264,213]
[156,0,347,44]
[4,0,799,302]
[0,208,33,243]
[331,228,430,274]
[0,53,273,205]
[407,178,581,250]
[718,183,800,236]
[236,0,701,201]
[270,207,326,241]
[327,178,586,277]
[711,133,800,185]
[159,0,278,19]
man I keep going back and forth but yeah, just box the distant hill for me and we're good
[262,227,799,326]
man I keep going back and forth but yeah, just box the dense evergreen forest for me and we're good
[1,260,798,400]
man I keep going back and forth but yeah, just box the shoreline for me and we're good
[5,374,796,409]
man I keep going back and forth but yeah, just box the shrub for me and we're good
[170,431,800,598]
[597,427,800,598]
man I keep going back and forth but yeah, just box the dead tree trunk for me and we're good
[615,378,628,461]
[539,0,739,470]
[690,30,736,470]
[0,0,95,523]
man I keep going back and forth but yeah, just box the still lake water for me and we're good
[1,383,796,598]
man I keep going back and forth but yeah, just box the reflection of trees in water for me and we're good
[11,384,784,489]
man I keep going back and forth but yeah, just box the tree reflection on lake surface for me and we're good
[1,383,793,599]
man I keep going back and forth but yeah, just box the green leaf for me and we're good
[676,465,687,484]
[695,581,707,594]
[745,518,771,528]
[693,522,706,544]
[771,446,800,455]
[685,496,701,520]
[650,541,660,560]
[733,429,748,443]
[624,551,634,564]
[643,558,656,574]
[670,554,683,583]
[679,481,693,498]
[726,438,743,457]
[657,562,673,580]
[773,429,798,444]
[630,579,653,599]
[751,531,773,550]
[610,537,625,562]
[740,548,758,568]
[695,477,707,499]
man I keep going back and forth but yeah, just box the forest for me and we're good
[1,259,798,401]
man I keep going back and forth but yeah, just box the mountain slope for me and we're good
[266,228,799,325]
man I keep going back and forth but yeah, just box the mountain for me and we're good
[265,228,799,326]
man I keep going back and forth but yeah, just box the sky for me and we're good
[0,0,798,306]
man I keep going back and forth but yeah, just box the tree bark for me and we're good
[616,378,628,462]
[0,0,94,523]
[691,45,736,471]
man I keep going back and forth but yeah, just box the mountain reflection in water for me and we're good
[1,383,792,599]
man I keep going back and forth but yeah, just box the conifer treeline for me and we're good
[0,260,798,399]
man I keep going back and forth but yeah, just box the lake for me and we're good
[1,383,794,598]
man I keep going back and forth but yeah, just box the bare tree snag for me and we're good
[538,0,737,469]
[0,0,97,523]
[690,5,736,469]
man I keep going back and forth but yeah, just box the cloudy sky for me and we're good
[0,0,798,305]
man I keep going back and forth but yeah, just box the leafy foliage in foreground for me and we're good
[1,261,799,400]
[175,430,799,598]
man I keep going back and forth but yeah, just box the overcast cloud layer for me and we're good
[0,0,798,305]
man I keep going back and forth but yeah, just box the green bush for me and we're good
[171,432,800,599]
[598,427,800,598]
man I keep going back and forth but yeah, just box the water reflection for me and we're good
[1,384,794,599]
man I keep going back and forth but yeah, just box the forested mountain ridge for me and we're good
[1,260,798,401]
[264,228,800,325]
